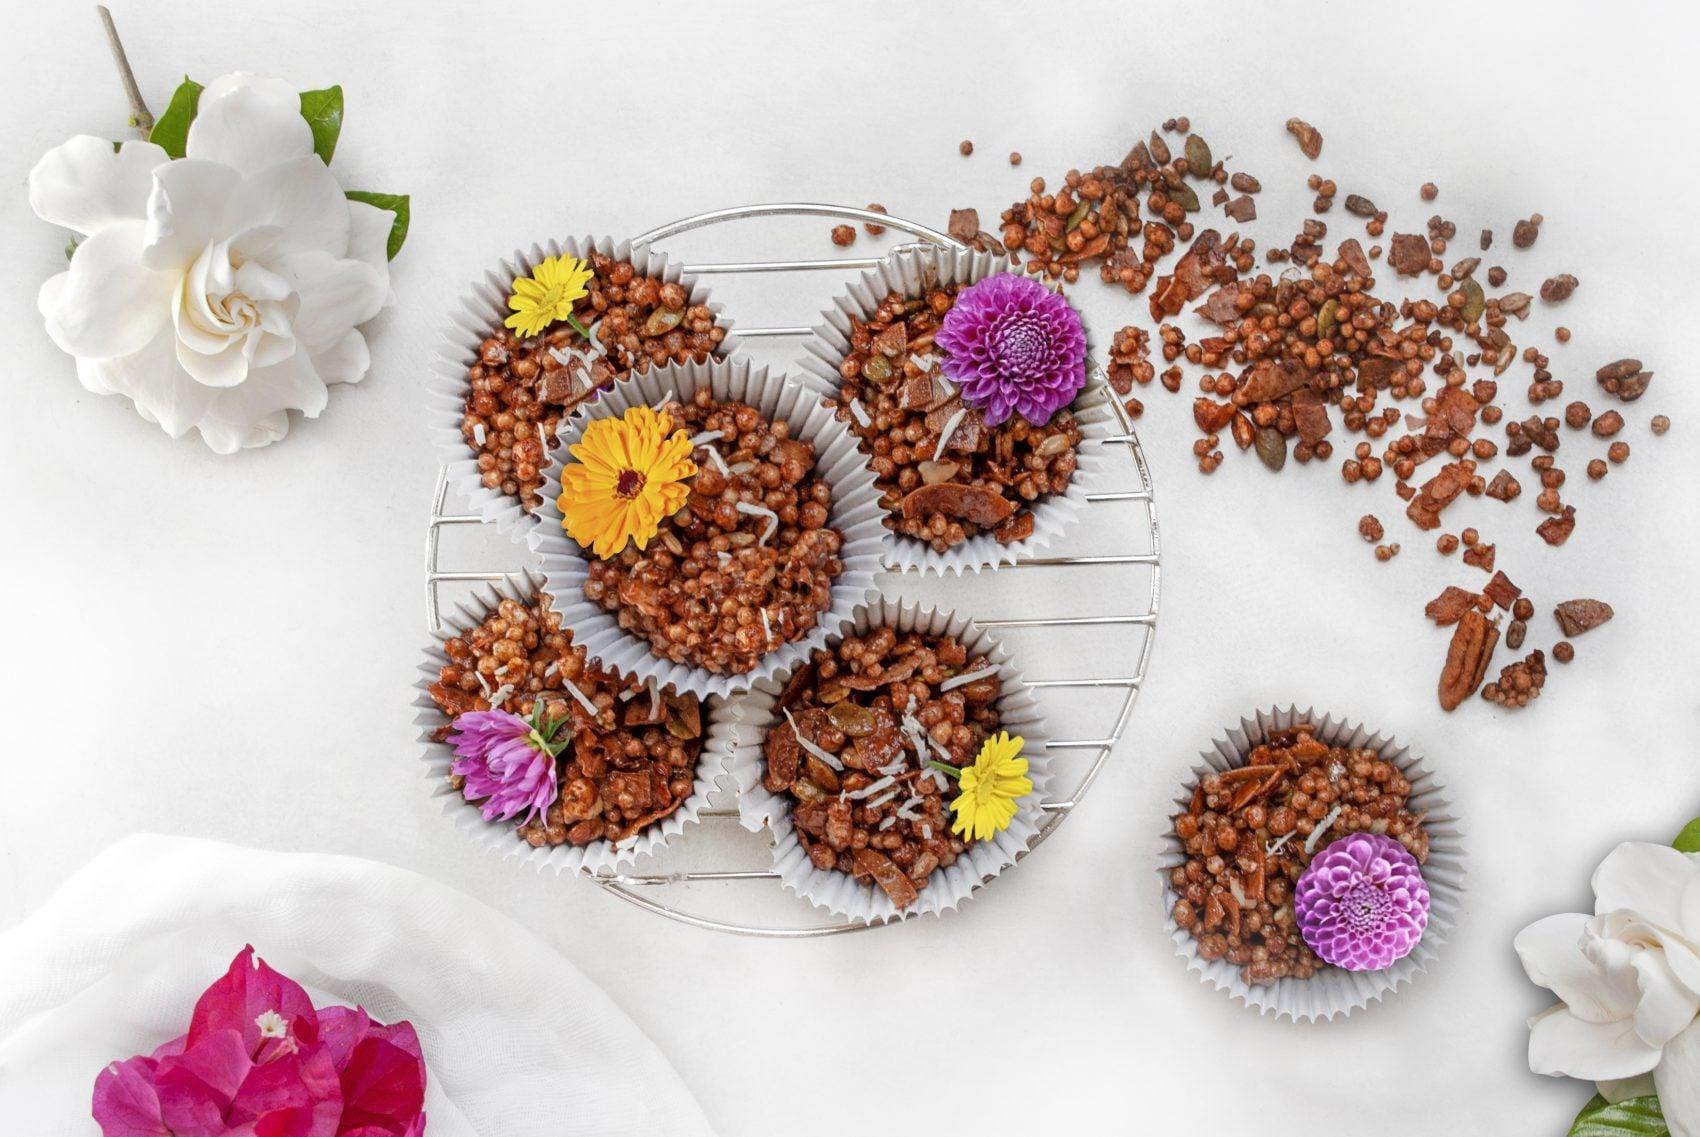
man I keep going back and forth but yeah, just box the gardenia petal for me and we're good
[185,73,314,178]
[279,250,388,355]
[81,330,215,438]
[1658,1020,1700,1137]
[1631,949,1700,1049]
[38,220,173,360]
[228,155,351,258]
[346,199,398,280]
[142,158,241,271]
[1523,910,1638,1026]
[310,329,370,387]
[1594,843,1700,930]
[196,349,328,452]
[28,136,167,235]
[1528,1002,1664,1081]
[1598,1073,1658,1103]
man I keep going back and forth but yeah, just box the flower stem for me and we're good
[927,760,961,781]
[95,6,153,137]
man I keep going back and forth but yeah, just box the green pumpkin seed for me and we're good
[1460,278,1485,324]
[1184,135,1212,177]
[1066,200,1091,233]
[826,702,877,736]
[861,354,892,383]
[1316,298,1339,341]
[1254,427,1287,471]
[643,307,684,337]
[1170,181,1200,212]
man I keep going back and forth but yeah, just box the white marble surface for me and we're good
[3,1,1699,1132]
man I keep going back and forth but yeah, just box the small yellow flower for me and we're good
[505,255,595,339]
[559,406,697,559]
[947,731,1032,842]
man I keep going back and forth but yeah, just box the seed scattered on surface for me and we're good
[1553,641,1575,664]
[1587,459,1607,480]
[1009,151,1022,166]
[863,204,888,236]
[1608,441,1630,463]
[1420,182,1438,201]
[1556,326,1571,343]
[959,139,973,156]
[1359,514,1384,542]
[830,225,856,247]
[1652,415,1670,435]
[1513,214,1543,248]
[1285,117,1323,159]
[1540,274,1579,303]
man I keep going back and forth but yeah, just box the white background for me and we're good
[4,1,1699,1132]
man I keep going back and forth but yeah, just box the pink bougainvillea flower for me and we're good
[91,946,427,1137]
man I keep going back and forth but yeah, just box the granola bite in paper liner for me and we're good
[414,569,729,875]
[795,245,1111,576]
[721,597,1053,923]
[427,234,735,543]
[1158,706,1465,1021]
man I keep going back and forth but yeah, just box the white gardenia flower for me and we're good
[29,73,393,453]
[1516,842,1700,1136]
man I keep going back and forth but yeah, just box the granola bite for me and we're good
[759,628,1014,909]
[427,593,707,850]
[460,250,727,513]
[579,388,844,677]
[1167,724,1432,986]
[828,280,1084,553]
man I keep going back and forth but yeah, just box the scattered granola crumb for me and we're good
[830,225,856,247]
[959,139,973,156]
[1652,415,1670,435]
[1420,182,1438,201]
[1009,151,1022,166]
[863,204,887,236]
[1552,641,1575,664]
[1358,514,1384,543]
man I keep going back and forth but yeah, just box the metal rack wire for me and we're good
[424,203,1161,935]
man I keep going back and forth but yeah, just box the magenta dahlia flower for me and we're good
[446,706,566,826]
[934,273,1087,427]
[1295,832,1430,971]
[91,946,427,1137]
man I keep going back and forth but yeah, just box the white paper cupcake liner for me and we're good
[794,245,1112,576]
[721,596,1053,923]
[427,235,736,544]
[1159,706,1465,1021]
[527,356,890,702]
[413,568,729,875]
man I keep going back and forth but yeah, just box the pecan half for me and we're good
[1439,608,1500,711]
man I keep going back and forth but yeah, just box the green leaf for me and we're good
[1570,1094,1668,1136]
[148,77,204,158]
[344,191,410,259]
[1674,819,1700,853]
[298,86,344,164]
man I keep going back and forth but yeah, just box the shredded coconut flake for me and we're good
[865,789,900,810]
[1303,804,1346,855]
[475,671,492,697]
[933,374,957,400]
[909,351,937,372]
[648,679,663,719]
[618,687,639,702]
[487,683,514,709]
[932,408,967,462]
[848,398,872,428]
[543,660,558,679]
[877,816,897,831]
[560,678,600,719]
[650,389,676,412]
[472,423,486,447]
[921,824,933,840]
[735,501,780,544]
[760,608,772,644]
[782,707,843,771]
[537,422,548,449]
[703,445,730,475]
[878,757,909,776]
[896,797,924,820]
[1266,832,1297,857]
[939,665,998,693]
[688,429,724,447]
[846,775,896,801]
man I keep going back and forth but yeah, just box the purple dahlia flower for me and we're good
[1294,831,1430,971]
[446,708,561,826]
[934,274,1087,427]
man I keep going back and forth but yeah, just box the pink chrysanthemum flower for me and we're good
[446,706,567,826]
[1294,831,1430,971]
[934,274,1087,427]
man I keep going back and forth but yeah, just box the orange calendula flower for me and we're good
[944,731,1032,842]
[558,406,697,559]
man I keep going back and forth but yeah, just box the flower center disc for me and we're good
[1343,881,1391,930]
[615,468,647,499]
[992,315,1048,374]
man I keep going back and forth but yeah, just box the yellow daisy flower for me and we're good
[559,406,698,559]
[505,255,595,339]
[945,731,1033,842]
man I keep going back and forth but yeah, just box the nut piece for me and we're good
[1554,599,1614,637]
[1596,358,1653,402]
[1285,117,1323,159]
[1439,608,1499,712]
[1358,514,1385,543]
[1540,274,1579,303]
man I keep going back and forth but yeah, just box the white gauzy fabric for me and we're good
[0,834,716,1137]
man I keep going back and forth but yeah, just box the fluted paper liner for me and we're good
[413,569,731,875]
[527,356,889,702]
[721,597,1053,923]
[427,235,736,544]
[1159,706,1465,1021]
[795,245,1112,576]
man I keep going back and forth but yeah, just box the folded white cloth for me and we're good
[0,834,716,1136]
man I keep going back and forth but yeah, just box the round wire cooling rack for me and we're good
[424,203,1161,935]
